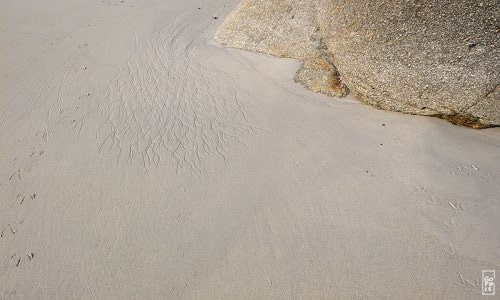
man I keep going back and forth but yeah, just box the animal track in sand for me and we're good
[447,200,465,211]
[93,21,263,172]
[9,252,35,268]
[29,150,44,158]
[410,185,468,228]
[8,169,31,181]
[450,164,491,179]
[454,274,481,293]
[410,185,439,205]
[411,185,468,212]
[34,129,54,143]
[16,193,36,205]
[0,221,24,238]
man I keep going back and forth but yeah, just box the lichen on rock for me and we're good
[294,56,348,98]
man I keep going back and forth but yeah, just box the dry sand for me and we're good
[1,0,499,299]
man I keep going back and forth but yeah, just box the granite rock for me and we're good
[216,0,500,128]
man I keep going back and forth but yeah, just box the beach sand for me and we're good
[1,0,499,299]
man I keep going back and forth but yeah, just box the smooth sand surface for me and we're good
[1,1,499,299]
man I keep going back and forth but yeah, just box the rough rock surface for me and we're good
[216,0,500,128]
[215,0,349,98]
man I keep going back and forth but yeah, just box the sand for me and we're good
[1,0,499,299]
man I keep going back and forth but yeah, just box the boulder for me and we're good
[215,0,500,128]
